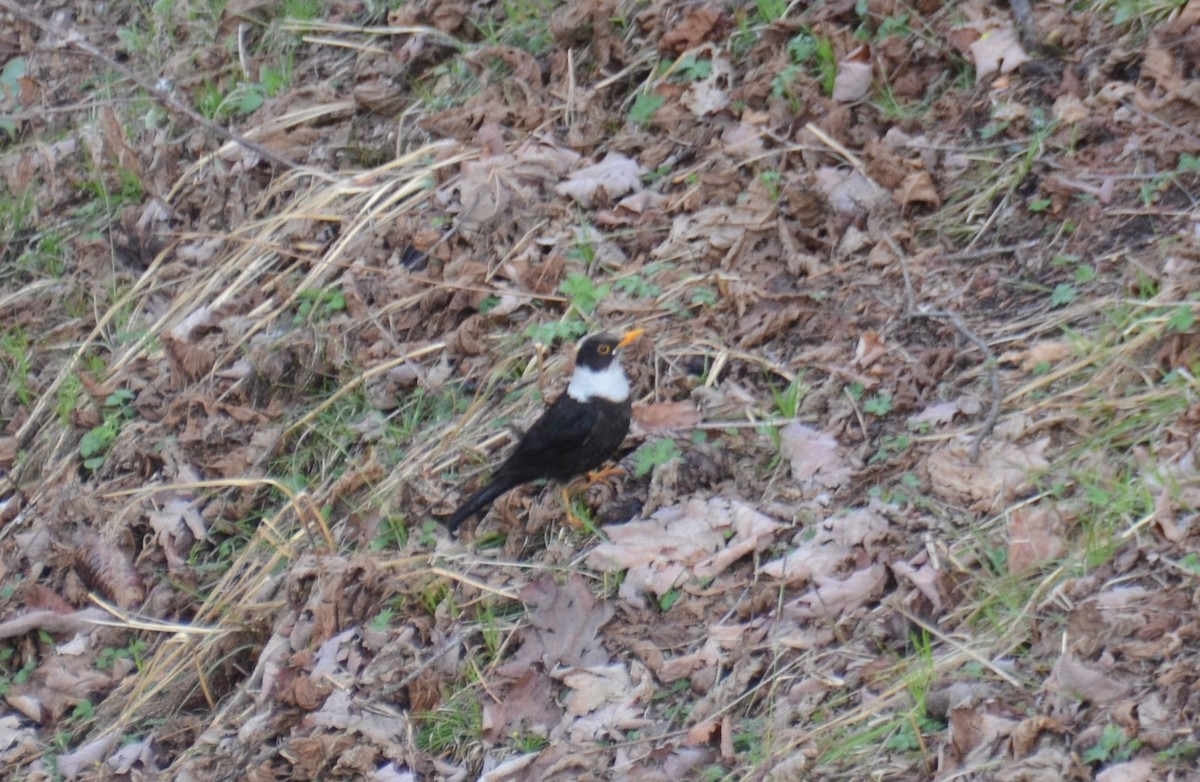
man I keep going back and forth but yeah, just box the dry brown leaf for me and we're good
[891,558,944,613]
[784,564,887,620]
[968,25,1031,83]
[1046,653,1129,704]
[659,6,726,54]
[1007,507,1064,573]
[909,395,982,427]
[586,497,782,606]
[496,573,614,677]
[555,152,645,207]
[896,170,941,210]
[1095,759,1154,782]
[761,505,888,584]
[832,58,872,103]
[682,52,732,116]
[779,423,856,492]
[632,401,703,433]
[482,669,563,743]
[1007,339,1072,372]
[927,437,1050,511]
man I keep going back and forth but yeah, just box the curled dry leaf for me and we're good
[1016,340,1072,373]
[73,530,145,609]
[909,395,983,427]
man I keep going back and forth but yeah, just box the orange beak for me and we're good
[617,328,645,350]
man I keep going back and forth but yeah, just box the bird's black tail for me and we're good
[446,475,519,531]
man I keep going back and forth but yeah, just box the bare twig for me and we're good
[889,236,1002,459]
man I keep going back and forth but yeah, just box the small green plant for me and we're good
[510,731,550,753]
[863,393,892,417]
[79,388,137,471]
[294,287,346,324]
[670,54,712,82]
[633,438,683,477]
[370,515,408,551]
[70,700,95,722]
[658,587,682,611]
[415,688,483,754]
[0,330,34,409]
[759,170,782,200]
[281,0,323,20]
[1082,723,1141,764]
[755,0,788,23]
[1050,283,1077,308]
[560,272,610,315]
[1166,304,1195,333]
[367,608,395,633]
[628,93,665,127]
[771,374,807,418]
[690,287,718,308]
[0,56,27,137]
[95,636,149,672]
[0,654,36,698]
[869,433,911,465]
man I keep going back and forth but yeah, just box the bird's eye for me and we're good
[597,345,611,355]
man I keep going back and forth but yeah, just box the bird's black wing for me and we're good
[497,394,601,482]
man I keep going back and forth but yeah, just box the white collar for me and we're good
[566,361,630,403]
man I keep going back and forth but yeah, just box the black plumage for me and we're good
[446,330,643,531]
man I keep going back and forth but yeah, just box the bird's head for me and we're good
[567,329,644,402]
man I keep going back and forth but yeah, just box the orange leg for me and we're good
[586,464,625,484]
[562,487,584,527]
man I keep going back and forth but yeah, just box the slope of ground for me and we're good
[2,0,1200,779]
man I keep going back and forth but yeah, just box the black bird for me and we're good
[446,329,644,531]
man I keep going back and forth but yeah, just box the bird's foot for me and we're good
[561,487,585,528]
[585,465,625,485]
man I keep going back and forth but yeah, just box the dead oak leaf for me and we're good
[482,669,563,743]
[896,170,941,210]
